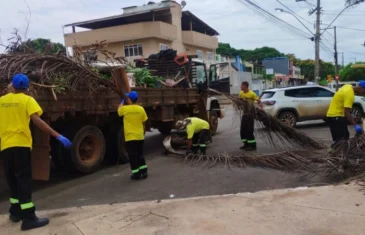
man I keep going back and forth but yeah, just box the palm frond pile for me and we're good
[320,134,365,176]
[185,150,323,171]
[0,53,121,98]
[208,89,324,150]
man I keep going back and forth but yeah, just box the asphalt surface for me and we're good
[0,105,344,214]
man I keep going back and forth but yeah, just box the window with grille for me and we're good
[207,52,213,61]
[196,50,203,59]
[124,44,143,57]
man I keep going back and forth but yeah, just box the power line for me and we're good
[336,26,365,32]
[232,0,313,39]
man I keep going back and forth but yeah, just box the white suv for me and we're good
[260,85,365,127]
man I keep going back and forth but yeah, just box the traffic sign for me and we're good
[335,75,339,80]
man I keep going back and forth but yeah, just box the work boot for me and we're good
[239,145,247,150]
[9,214,21,223]
[130,173,142,180]
[191,146,199,154]
[21,215,49,231]
[245,145,257,151]
[141,172,149,179]
[199,147,206,155]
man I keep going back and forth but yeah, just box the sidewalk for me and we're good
[1,184,365,235]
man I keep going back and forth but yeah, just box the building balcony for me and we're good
[182,31,218,49]
[64,21,177,47]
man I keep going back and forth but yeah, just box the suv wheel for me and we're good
[278,111,297,127]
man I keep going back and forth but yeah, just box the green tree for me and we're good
[7,37,65,54]
[296,59,335,81]
[339,62,365,81]
[216,43,237,56]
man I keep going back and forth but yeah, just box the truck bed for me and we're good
[35,87,200,121]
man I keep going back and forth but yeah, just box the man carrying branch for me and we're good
[326,81,365,148]
[238,81,263,151]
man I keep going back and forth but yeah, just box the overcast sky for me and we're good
[0,0,364,64]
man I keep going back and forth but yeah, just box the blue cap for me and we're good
[126,91,138,102]
[359,81,365,88]
[12,74,29,89]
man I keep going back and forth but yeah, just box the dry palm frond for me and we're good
[184,150,323,171]
[209,89,324,150]
[0,53,121,97]
[320,134,365,176]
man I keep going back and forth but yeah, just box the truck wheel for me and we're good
[106,126,129,164]
[70,125,105,174]
[158,122,173,135]
[209,111,219,136]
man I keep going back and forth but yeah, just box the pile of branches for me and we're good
[208,89,324,150]
[0,53,120,98]
[321,135,365,177]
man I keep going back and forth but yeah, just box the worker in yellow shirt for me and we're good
[326,81,365,148]
[238,81,263,151]
[0,74,72,231]
[176,117,210,155]
[118,91,148,180]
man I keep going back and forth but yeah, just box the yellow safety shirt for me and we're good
[327,84,354,117]
[118,105,148,141]
[186,117,210,139]
[238,90,259,101]
[0,93,43,151]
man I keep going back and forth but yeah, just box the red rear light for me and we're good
[263,101,276,106]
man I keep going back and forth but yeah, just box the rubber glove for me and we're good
[120,98,125,104]
[57,135,72,148]
[354,125,363,134]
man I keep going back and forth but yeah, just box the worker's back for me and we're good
[327,84,354,118]
[0,93,42,151]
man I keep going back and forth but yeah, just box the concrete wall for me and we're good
[182,31,218,50]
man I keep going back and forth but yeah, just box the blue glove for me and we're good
[57,135,72,148]
[120,98,125,104]
[354,125,363,134]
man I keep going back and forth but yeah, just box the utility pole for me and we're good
[334,26,338,91]
[314,0,321,82]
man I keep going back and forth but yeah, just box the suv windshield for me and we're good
[260,92,275,99]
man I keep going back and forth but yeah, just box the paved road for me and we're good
[0,106,344,214]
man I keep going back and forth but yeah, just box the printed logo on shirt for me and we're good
[1,103,20,108]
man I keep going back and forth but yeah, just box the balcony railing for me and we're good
[182,31,218,49]
[64,21,177,47]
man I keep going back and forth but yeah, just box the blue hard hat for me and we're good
[126,91,138,101]
[12,74,29,89]
[359,81,365,88]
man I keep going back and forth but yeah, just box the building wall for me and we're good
[184,44,215,64]
[95,38,172,61]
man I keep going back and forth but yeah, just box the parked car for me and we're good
[260,85,365,127]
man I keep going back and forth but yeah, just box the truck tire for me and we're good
[209,111,219,136]
[158,122,173,135]
[106,126,129,164]
[69,125,106,174]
